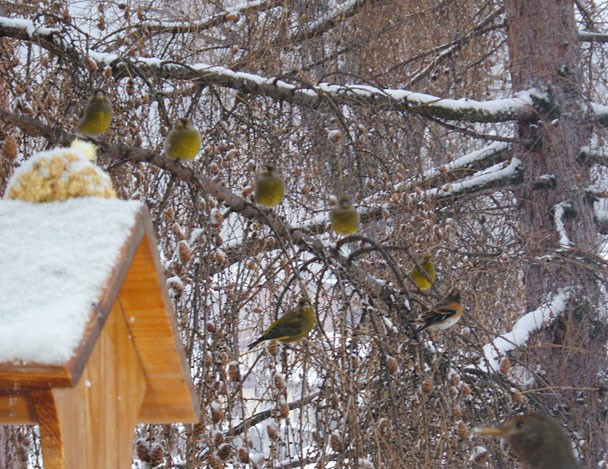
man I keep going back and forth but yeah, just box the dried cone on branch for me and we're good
[2,136,18,160]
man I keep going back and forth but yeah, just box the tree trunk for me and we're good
[506,0,607,462]
[507,0,594,303]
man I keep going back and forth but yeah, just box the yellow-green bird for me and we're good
[248,297,315,350]
[76,89,112,137]
[473,413,580,469]
[255,164,285,208]
[410,253,437,290]
[330,195,360,235]
[164,117,202,160]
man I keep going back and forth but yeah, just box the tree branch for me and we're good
[0,15,538,123]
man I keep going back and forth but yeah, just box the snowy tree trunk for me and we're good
[506,0,594,307]
[506,0,607,459]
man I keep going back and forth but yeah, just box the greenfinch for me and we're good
[410,290,462,333]
[163,117,202,160]
[254,164,285,208]
[76,89,112,137]
[329,195,360,235]
[248,297,315,350]
[473,413,580,469]
[410,253,437,290]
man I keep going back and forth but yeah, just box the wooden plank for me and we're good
[119,224,199,423]
[31,301,147,468]
[0,392,36,424]
[30,389,64,468]
[0,365,73,388]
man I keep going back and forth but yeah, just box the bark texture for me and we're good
[506,1,607,461]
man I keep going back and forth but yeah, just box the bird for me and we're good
[329,195,360,235]
[163,117,202,160]
[473,413,580,469]
[410,253,437,290]
[254,164,285,208]
[248,297,315,350]
[410,290,462,333]
[76,89,113,137]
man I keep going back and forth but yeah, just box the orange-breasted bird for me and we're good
[410,290,462,333]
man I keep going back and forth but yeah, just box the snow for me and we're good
[478,289,570,372]
[0,16,58,37]
[427,157,522,198]
[422,141,509,180]
[591,102,608,118]
[0,198,143,365]
[553,202,574,248]
[470,446,487,461]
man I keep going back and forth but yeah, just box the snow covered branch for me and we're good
[421,141,510,181]
[114,56,540,122]
[579,31,608,43]
[0,15,536,123]
[425,157,523,201]
[477,289,571,372]
[2,15,608,128]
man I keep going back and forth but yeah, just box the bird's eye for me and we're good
[516,420,525,429]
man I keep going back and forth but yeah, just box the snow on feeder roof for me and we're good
[0,193,197,424]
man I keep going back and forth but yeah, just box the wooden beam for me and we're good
[0,392,36,424]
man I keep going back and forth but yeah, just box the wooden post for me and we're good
[30,301,146,468]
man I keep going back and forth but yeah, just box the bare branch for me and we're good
[141,0,282,35]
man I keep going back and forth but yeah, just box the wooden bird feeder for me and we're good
[0,199,199,468]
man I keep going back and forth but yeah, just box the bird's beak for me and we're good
[472,425,505,437]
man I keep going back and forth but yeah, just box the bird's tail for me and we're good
[248,338,263,350]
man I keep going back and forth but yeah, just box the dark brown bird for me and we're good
[473,413,580,469]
